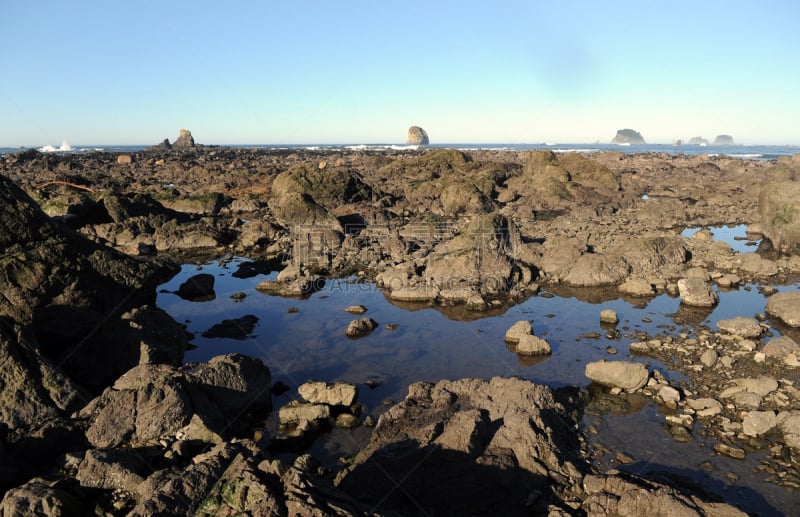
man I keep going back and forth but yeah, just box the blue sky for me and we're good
[1,1,798,146]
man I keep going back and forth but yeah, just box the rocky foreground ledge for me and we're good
[2,147,800,515]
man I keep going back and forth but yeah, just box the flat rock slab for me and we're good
[766,291,800,327]
[298,381,358,407]
[585,360,649,391]
[716,317,763,338]
[763,335,799,358]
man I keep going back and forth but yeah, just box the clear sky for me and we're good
[1,1,798,146]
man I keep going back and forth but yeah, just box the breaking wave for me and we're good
[39,141,73,153]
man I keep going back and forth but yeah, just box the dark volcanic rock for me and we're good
[176,273,216,301]
[407,125,430,145]
[336,377,587,514]
[0,478,86,516]
[79,354,271,448]
[148,138,172,151]
[612,128,645,144]
[201,314,259,339]
[0,174,177,394]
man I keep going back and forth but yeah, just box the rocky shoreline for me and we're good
[1,146,799,515]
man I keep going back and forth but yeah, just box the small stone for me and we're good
[615,452,635,464]
[657,385,681,404]
[345,317,378,338]
[600,309,619,325]
[230,291,246,300]
[714,443,746,460]
[700,349,719,368]
[335,413,361,429]
[344,305,367,314]
[117,154,132,164]
[364,415,376,427]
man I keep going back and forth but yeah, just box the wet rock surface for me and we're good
[2,147,800,515]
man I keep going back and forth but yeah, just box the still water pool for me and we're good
[156,245,799,516]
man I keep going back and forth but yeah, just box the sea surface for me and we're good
[2,142,799,160]
[156,225,800,516]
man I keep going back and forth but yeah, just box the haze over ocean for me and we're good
[1,1,798,146]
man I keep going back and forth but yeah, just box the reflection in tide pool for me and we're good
[156,256,798,414]
[681,224,760,254]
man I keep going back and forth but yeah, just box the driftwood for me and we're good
[35,181,95,193]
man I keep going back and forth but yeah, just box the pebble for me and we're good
[713,443,746,460]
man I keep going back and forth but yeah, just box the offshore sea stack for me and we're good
[407,125,429,145]
[611,128,645,144]
[173,128,196,149]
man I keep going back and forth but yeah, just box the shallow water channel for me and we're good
[157,226,799,516]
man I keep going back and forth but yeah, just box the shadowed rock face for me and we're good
[0,174,180,394]
[334,377,747,516]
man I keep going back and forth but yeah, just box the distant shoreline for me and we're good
[2,142,799,160]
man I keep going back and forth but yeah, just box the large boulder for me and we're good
[677,278,719,307]
[79,354,271,448]
[563,236,687,287]
[505,151,621,210]
[422,214,525,298]
[407,125,429,145]
[759,180,800,254]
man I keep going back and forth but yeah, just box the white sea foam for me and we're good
[552,148,600,154]
[39,141,73,153]
[727,154,763,159]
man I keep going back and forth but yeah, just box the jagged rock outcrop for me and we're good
[0,174,179,395]
[335,377,587,514]
[78,354,271,448]
[612,128,645,144]
[173,128,196,149]
[407,125,429,145]
[334,377,747,516]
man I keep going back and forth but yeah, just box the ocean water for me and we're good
[2,142,799,160]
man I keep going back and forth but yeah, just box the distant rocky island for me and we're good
[713,134,735,145]
[407,125,429,145]
[688,136,709,145]
[148,129,197,151]
[611,128,645,145]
